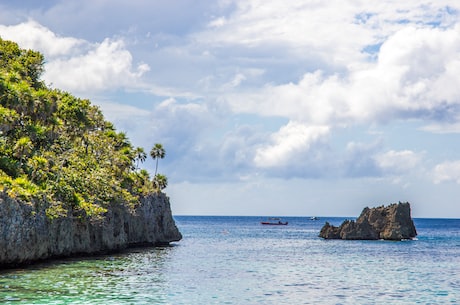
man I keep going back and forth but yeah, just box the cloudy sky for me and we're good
[1,0,460,217]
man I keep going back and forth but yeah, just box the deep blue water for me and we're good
[0,216,459,304]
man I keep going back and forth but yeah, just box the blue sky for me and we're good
[1,0,460,217]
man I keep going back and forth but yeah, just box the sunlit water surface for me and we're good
[1,217,459,304]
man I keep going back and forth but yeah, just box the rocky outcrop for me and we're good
[319,202,417,240]
[0,192,182,268]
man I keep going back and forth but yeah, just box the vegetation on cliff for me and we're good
[0,38,163,219]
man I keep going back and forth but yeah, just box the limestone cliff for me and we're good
[0,192,182,268]
[319,202,417,240]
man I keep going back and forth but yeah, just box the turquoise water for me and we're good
[1,216,459,304]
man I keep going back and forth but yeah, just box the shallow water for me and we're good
[1,217,459,304]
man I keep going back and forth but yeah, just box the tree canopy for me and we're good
[150,143,165,176]
[0,38,160,219]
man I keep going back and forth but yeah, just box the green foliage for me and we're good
[0,38,159,220]
[0,174,41,202]
[153,173,168,192]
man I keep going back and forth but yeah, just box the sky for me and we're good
[1,1,460,218]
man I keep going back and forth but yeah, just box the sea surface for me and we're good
[0,216,459,304]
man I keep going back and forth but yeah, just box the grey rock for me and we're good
[319,202,417,241]
[0,192,181,268]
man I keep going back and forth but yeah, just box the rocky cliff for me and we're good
[319,202,417,240]
[0,192,182,268]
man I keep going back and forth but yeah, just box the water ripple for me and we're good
[0,217,459,304]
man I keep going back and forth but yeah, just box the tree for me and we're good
[150,143,165,175]
[27,155,49,184]
[153,173,168,191]
[134,147,147,170]
[13,136,33,169]
[0,38,165,219]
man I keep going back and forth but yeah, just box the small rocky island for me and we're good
[319,202,417,240]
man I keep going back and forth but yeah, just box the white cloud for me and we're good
[433,161,460,184]
[199,1,459,68]
[2,2,460,186]
[349,25,460,124]
[148,98,216,149]
[0,20,85,57]
[254,121,329,168]
[200,1,370,66]
[0,21,150,93]
[2,0,460,217]
[374,150,422,174]
[227,22,460,177]
[44,38,149,92]
[226,25,460,130]
[193,2,460,142]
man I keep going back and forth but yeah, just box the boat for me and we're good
[260,218,288,225]
[310,216,319,221]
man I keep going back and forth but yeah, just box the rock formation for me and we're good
[319,202,417,240]
[0,192,182,268]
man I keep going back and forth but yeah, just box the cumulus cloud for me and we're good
[220,124,263,170]
[2,1,459,185]
[254,121,329,168]
[148,98,216,152]
[219,23,460,178]
[433,161,460,184]
[0,20,84,57]
[227,25,460,128]
[2,0,457,216]
[374,150,422,174]
[199,0,459,69]
[198,1,460,142]
[0,21,150,93]
[352,25,460,124]
[201,1,371,66]
[220,24,460,178]
[44,38,149,92]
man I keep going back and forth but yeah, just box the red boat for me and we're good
[260,218,288,225]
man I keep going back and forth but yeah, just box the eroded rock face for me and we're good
[0,193,182,268]
[319,202,417,241]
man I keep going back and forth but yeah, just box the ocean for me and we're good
[0,216,459,304]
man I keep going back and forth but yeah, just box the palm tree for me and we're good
[153,173,168,191]
[150,143,165,175]
[13,136,34,169]
[134,147,147,170]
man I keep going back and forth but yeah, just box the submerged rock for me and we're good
[0,193,182,268]
[319,202,417,241]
